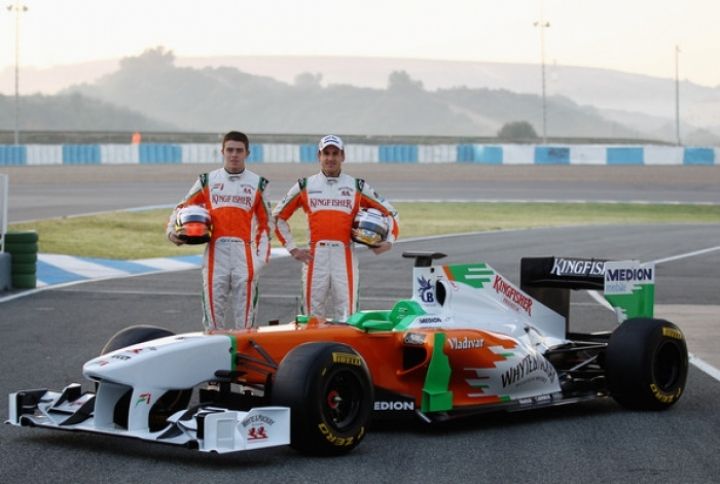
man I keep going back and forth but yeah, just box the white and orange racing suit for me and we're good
[273,172,399,321]
[168,168,272,329]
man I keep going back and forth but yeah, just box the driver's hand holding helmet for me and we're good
[351,208,389,248]
[171,205,212,245]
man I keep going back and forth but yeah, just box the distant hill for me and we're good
[2,49,717,144]
[3,52,718,142]
[0,92,175,131]
[53,48,643,139]
[174,55,719,134]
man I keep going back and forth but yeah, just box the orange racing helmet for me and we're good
[175,205,212,244]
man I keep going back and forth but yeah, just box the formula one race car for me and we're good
[7,252,689,456]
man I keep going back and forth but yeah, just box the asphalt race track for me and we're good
[2,224,720,483]
[1,164,719,482]
[6,164,720,222]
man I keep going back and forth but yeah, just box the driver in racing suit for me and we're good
[167,131,273,330]
[273,134,399,321]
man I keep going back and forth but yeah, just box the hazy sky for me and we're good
[2,0,718,87]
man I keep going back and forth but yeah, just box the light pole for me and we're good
[674,45,681,146]
[7,0,28,146]
[534,5,550,144]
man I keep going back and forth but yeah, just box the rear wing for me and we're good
[520,257,655,328]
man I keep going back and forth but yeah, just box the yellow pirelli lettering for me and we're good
[318,423,355,446]
[332,352,362,366]
[650,383,682,403]
[662,327,683,340]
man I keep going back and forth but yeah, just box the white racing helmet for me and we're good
[352,208,389,247]
[175,205,212,244]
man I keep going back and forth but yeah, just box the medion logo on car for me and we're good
[374,401,415,411]
[605,267,654,282]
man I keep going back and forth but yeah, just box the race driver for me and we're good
[273,134,399,321]
[167,131,273,330]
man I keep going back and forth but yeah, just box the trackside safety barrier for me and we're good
[0,143,717,165]
[139,143,182,164]
[62,144,101,165]
[4,231,38,289]
[0,146,26,165]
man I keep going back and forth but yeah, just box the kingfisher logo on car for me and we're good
[492,275,533,316]
[550,258,606,277]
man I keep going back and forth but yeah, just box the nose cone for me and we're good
[83,333,234,389]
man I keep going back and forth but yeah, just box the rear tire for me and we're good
[100,325,192,431]
[606,318,688,410]
[272,342,373,455]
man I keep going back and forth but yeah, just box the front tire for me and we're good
[100,325,193,431]
[101,325,176,354]
[272,342,373,455]
[606,318,688,410]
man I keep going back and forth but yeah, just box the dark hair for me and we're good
[222,131,250,151]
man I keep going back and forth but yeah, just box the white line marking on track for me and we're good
[650,245,720,265]
[689,354,720,381]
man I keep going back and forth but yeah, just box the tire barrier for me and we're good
[4,231,39,289]
[0,143,717,165]
[0,252,10,291]
[7,252,36,263]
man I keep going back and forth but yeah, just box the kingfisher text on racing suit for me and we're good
[168,168,272,329]
[273,173,399,320]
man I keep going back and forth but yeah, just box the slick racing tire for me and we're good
[272,342,373,456]
[606,318,688,410]
[100,325,175,354]
[100,325,193,431]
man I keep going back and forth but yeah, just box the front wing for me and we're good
[7,384,290,453]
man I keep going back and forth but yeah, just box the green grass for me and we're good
[8,202,720,259]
